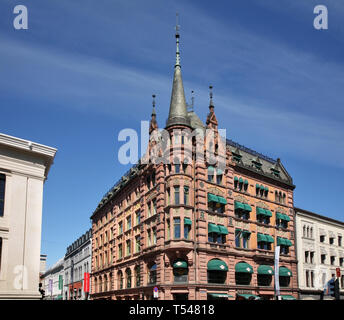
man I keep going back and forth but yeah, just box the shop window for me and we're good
[279,276,290,287]
[148,263,157,285]
[257,274,272,287]
[235,272,251,285]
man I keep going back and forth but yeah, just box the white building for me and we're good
[0,133,57,299]
[295,207,344,300]
[42,258,64,300]
[64,229,92,300]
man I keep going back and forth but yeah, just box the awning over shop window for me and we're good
[257,233,267,242]
[218,225,229,235]
[208,193,218,202]
[208,293,233,299]
[207,259,228,271]
[208,193,227,204]
[277,237,292,246]
[280,295,296,300]
[276,212,290,221]
[265,234,274,243]
[279,266,292,277]
[173,260,188,269]
[184,217,192,225]
[237,294,259,300]
[257,265,274,275]
[265,209,272,217]
[235,201,251,212]
[208,223,220,233]
[235,262,253,274]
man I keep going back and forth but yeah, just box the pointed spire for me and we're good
[149,94,158,134]
[166,13,191,129]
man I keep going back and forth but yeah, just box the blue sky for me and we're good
[1,0,343,268]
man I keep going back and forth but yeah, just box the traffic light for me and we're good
[328,278,340,300]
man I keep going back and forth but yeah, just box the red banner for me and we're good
[84,273,90,292]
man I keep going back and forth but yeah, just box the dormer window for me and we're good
[252,160,262,170]
[271,168,280,178]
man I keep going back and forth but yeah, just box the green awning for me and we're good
[237,294,259,300]
[244,179,248,185]
[208,223,220,233]
[260,184,264,190]
[277,237,285,246]
[279,266,292,277]
[235,262,253,274]
[265,234,275,243]
[280,295,296,300]
[217,169,223,175]
[184,217,192,225]
[257,233,267,242]
[276,212,290,222]
[276,212,284,220]
[258,265,274,275]
[208,293,233,299]
[235,201,245,210]
[173,260,188,268]
[239,177,244,183]
[265,209,272,217]
[208,193,218,202]
[284,239,292,246]
[283,214,290,222]
[234,176,239,181]
[256,183,260,188]
[207,259,228,271]
[256,207,266,215]
[242,230,251,236]
[264,186,269,192]
[217,196,227,205]
[243,204,252,212]
[218,225,229,235]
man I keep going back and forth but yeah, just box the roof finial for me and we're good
[209,85,214,107]
[152,94,156,116]
[191,90,195,109]
[175,13,181,67]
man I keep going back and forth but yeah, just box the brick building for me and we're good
[90,24,298,300]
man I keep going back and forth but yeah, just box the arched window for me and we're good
[235,262,253,285]
[278,192,282,203]
[94,277,98,294]
[279,266,292,287]
[126,268,132,288]
[135,265,141,287]
[207,259,228,284]
[148,263,157,285]
[303,225,306,237]
[257,265,274,287]
[310,228,313,239]
[307,227,309,238]
[173,259,189,283]
[118,271,123,290]
[104,274,108,292]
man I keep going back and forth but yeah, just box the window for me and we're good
[235,229,250,248]
[153,228,157,245]
[330,256,335,265]
[167,188,170,205]
[118,244,123,259]
[235,272,252,285]
[0,174,5,217]
[311,271,314,287]
[135,210,140,225]
[118,271,123,289]
[135,236,140,253]
[173,260,188,283]
[216,170,223,185]
[339,236,342,247]
[321,254,326,264]
[305,251,309,263]
[182,163,188,174]
[174,218,181,239]
[340,257,343,267]
[119,222,123,235]
[207,166,214,183]
[257,214,270,225]
[184,186,189,205]
[310,251,314,264]
[174,187,180,205]
[208,270,227,284]
[126,216,132,231]
[152,200,157,215]
[175,164,180,174]
[148,264,157,284]
[135,265,141,287]
[330,237,334,245]
[126,268,132,288]
[184,223,191,240]
[167,219,170,240]
[280,246,289,255]
[126,240,131,256]
[147,230,151,247]
[320,235,325,243]
[306,270,309,287]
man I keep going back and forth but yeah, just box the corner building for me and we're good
[90,26,298,300]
